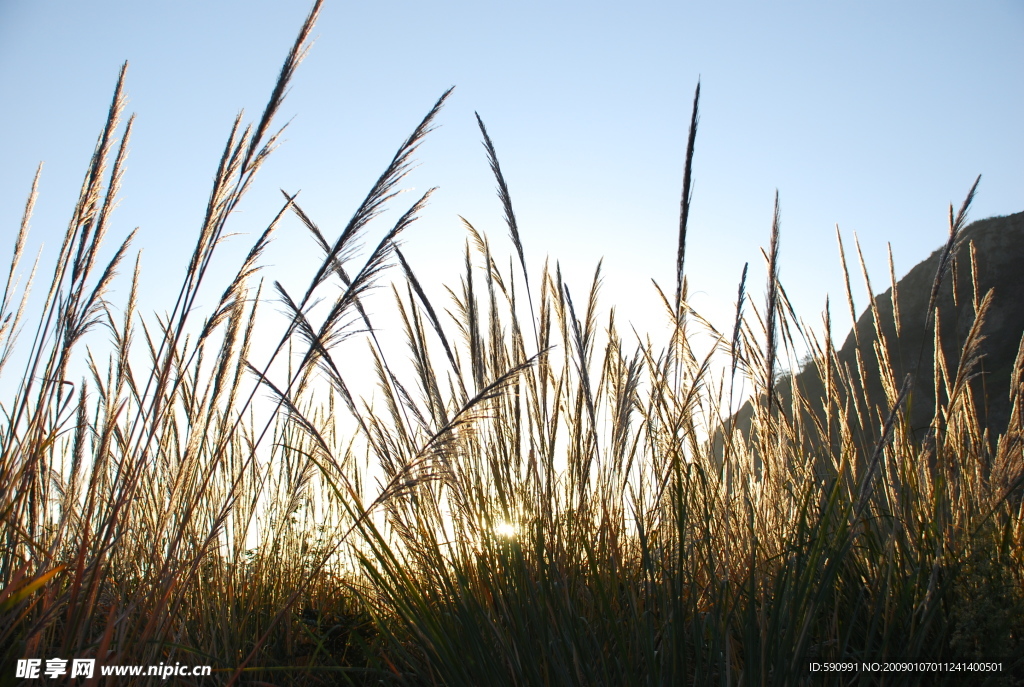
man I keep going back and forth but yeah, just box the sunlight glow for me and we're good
[494,521,518,539]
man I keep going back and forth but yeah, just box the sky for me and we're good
[1,0,1022,388]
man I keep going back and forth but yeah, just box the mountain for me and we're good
[717,210,1024,467]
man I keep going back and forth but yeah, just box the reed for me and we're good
[1,3,1022,685]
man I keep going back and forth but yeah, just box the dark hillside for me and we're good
[721,210,1024,463]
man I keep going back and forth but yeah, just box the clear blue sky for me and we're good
[1,0,1021,357]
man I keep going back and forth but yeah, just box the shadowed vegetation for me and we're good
[2,3,1023,685]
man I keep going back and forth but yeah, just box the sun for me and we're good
[493,521,518,539]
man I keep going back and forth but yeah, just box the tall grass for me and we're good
[2,3,1023,685]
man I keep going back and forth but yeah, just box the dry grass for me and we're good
[2,3,1023,685]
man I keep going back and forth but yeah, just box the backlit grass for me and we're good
[2,3,1022,685]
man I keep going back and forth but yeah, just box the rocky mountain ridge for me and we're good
[720,209,1024,464]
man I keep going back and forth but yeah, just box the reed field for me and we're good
[2,3,1023,685]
